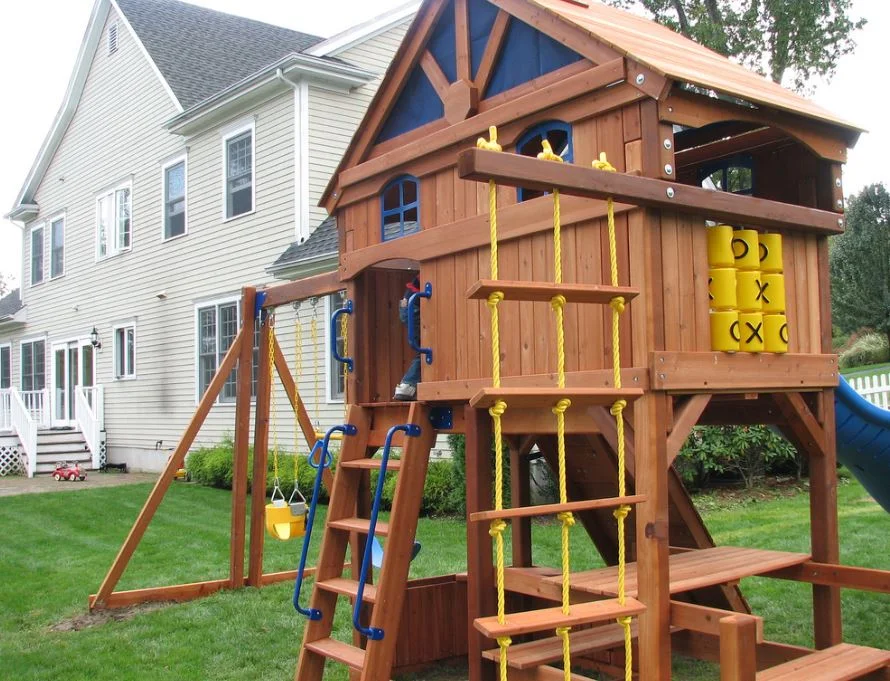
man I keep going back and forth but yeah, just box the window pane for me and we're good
[126,328,135,376]
[51,218,64,278]
[97,195,110,257]
[226,132,253,218]
[117,188,131,249]
[402,179,418,205]
[31,228,43,285]
[198,308,217,397]
[166,162,185,201]
[219,303,238,402]
[329,292,346,399]
[22,343,32,391]
[165,162,187,239]
[34,341,45,391]
[115,328,125,377]
[0,347,9,389]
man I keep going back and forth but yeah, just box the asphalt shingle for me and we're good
[271,216,338,270]
[0,289,22,319]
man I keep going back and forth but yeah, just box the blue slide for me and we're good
[835,376,890,512]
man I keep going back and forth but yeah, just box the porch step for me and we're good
[757,643,890,681]
[36,442,90,456]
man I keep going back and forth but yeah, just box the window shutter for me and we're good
[108,23,118,55]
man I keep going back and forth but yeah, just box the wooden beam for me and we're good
[458,147,845,235]
[229,288,255,588]
[763,561,890,594]
[91,328,246,609]
[247,314,272,587]
[474,9,510,95]
[675,127,791,169]
[666,395,711,465]
[260,270,342,309]
[420,50,450,101]
[650,352,839,392]
[671,601,763,643]
[772,392,828,458]
[455,0,470,82]
[719,615,758,681]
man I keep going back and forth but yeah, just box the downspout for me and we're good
[276,68,308,244]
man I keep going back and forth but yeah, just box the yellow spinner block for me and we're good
[708,268,737,310]
[758,233,784,273]
[761,273,786,314]
[739,312,765,353]
[710,310,740,352]
[736,270,763,312]
[732,229,761,270]
[764,314,789,353]
[706,224,735,267]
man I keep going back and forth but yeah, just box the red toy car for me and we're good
[53,463,86,481]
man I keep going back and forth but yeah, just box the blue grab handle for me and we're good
[331,299,354,373]
[352,423,422,640]
[293,424,357,620]
[407,283,433,365]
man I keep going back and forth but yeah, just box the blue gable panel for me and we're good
[428,0,457,83]
[376,65,445,143]
[485,18,584,98]
[469,0,500,79]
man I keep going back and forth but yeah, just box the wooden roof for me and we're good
[532,0,863,133]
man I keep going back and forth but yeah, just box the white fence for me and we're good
[848,372,890,410]
[9,389,39,477]
[0,389,10,431]
[75,385,105,469]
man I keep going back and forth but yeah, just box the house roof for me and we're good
[0,289,23,320]
[268,216,338,276]
[115,0,324,110]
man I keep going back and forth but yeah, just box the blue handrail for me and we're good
[407,282,433,365]
[352,422,422,641]
[331,299,354,373]
[293,424,357,620]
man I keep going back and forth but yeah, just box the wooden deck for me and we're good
[542,546,811,598]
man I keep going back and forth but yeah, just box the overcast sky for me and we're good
[0,0,887,288]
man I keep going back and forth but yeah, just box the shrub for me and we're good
[839,332,890,369]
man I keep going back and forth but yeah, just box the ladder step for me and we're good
[339,459,402,471]
[474,597,646,638]
[315,577,377,603]
[470,494,645,522]
[483,620,638,669]
[470,387,644,409]
[757,643,890,681]
[467,279,640,304]
[328,517,390,536]
[304,638,366,671]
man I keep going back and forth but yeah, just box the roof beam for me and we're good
[473,10,510,96]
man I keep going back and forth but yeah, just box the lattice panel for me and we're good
[0,443,26,476]
[99,432,107,469]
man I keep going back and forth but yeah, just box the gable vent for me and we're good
[107,23,118,55]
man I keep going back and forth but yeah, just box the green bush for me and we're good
[839,332,890,369]
[446,433,511,510]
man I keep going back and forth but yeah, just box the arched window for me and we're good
[381,175,420,241]
[516,121,573,202]
[699,154,754,196]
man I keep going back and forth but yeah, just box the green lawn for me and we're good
[840,361,890,378]
[1,479,888,681]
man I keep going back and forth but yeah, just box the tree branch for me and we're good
[671,0,692,36]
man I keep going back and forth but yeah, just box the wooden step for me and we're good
[315,577,377,603]
[757,643,890,681]
[470,494,645,522]
[474,597,645,638]
[304,638,366,671]
[482,620,638,669]
[328,517,390,537]
[467,279,640,304]
[470,386,644,409]
[339,459,402,471]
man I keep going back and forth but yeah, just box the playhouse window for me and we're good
[700,155,754,196]
[516,121,573,202]
[381,176,420,241]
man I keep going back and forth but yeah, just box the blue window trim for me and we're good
[515,121,573,202]
[381,176,420,241]
[698,153,755,196]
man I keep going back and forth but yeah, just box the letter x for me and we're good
[745,321,763,344]
[756,279,769,303]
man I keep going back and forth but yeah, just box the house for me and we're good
[0,0,418,475]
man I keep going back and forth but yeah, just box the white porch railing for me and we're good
[20,389,50,428]
[9,388,39,477]
[75,385,105,469]
[0,389,10,431]
[848,372,890,410]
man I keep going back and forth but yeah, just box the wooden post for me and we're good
[719,616,757,681]
[230,287,256,588]
[247,313,272,586]
[466,405,496,681]
[634,392,672,681]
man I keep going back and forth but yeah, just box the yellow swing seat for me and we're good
[265,483,307,541]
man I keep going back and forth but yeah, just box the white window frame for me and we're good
[194,295,259,406]
[95,179,133,260]
[49,212,66,279]
[0,342,11,390]
[221,118,256,222]
[324,292,347,404]
[19,336,47,393]
[112,322,137,380]
[161,154,188,241]
[29,222,45,287]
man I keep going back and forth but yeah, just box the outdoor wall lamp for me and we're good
[90,327,102,349]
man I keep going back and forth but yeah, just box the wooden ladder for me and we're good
[294,401,438,681]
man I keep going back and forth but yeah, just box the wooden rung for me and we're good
[470,387,643,409]
[315,577,377,603]
[757,643,890,681]
[328,517,390,536]
[467,279,640,304]
[339,459,402,471]
[474,597,645,638]
[470,494,645,522]
[482,621,638,669]
[305,638,366,670]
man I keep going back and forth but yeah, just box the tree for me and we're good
[830,183,890,347]
[603,0,865,91]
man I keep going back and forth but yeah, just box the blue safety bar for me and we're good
[293,424,357,619]
[407,282,433,365]
[352,422,422,640]
[331,299,354,373]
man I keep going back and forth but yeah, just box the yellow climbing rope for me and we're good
[593,151,633,681]
[477,126,510,681]
[538,139,576,681]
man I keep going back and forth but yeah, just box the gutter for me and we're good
[4,204,39,223]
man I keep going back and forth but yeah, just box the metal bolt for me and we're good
[635,73,645,85]
[666,187,675,198]
[663,139,672,150]
[836,199,844,208]
[835,178,842,188]
[838,218,844,227]
[668,106,674,113]
[664,163,674,176]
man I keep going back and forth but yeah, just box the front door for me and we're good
[52,341,86,428]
